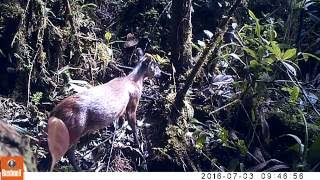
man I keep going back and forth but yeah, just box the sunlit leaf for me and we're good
[248,10,261,37]
[219,128,229,145]
[229,53,246,65]
[203,30,213,39]
[248,9,258,21]
[152,54,169,65]
[282,61,297,76]
[270,41,281,58]
[104,31,112,42]
[255,21,261,37]
[81,3,97,9]
[283,48,297,60]
[197,40,206,47]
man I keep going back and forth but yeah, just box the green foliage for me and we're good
[104,31,112,43]
[219,127,229,145]
[236,140,248,156]
[308,136,320,167]
[241,10,299,78]
[152,54,169,65]
[281,86,300,103]
[31,92,43,106]
[248,9,261,37]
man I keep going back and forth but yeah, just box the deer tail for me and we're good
[48,117,70,171]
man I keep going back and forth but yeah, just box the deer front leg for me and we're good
[126,96,140,146]
[127,95,147,171]
[127,110,140,146]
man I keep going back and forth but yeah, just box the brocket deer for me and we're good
[47,50,160,171]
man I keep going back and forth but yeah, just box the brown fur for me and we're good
[47,54,160,171]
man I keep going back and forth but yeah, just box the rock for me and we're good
[0,120,37,171]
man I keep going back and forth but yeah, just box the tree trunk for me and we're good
[170,0,193,77]
[170,0,242,124]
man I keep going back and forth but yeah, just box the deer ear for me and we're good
[136,48,144,61]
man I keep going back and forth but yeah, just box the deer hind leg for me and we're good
[66,145,81,171]
[64,111,87,171]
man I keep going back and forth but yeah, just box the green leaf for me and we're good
[192,43,202,52]
[249,60,260,69]
[290,86,300,103]
[283,48,297,60]
[104,31,112,42]
[270,41,281,58]
[195,133,207,149]
[248,10,261,37]
[269,29,277,41]
[236,140,248,156]
[152,54,169,65]
[248,10,258,21]
[257,46,265,59]
[281,86,300,103]
[255,21,261,37]
[264,58,274,65]
[244,48,258,59]
[219,128,229,145]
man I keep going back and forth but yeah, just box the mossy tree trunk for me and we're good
[170,0,192,78]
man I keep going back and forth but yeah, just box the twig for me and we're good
[209,99,240,115]
[81,134,113,158]
[82,124,128,158]
[106,130,116,172]
[27,48,40,107]
[200,151,225,171]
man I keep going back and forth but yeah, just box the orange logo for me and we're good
[0,156,24,180]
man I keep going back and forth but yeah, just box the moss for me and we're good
[269,111,320,141]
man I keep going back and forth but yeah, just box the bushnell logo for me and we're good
[0,156,24,180]
[7,160,16,168]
